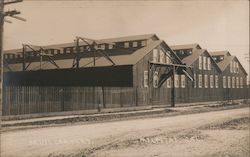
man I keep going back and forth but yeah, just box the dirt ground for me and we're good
[1,107,249,157]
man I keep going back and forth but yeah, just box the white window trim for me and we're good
[175,74,179,88]
[210,75,214,88]
[199,56,202,70]
[159,50,165,63]
[228,76,231,88]
[203,56,207,70]
[132,41,138,48]
[240,77,243,88]
[153,49,158,62]
[167,78,171,88]
[207,57,211,70]
[232,77,235,88]
[215,75,218,88]
[141,40,147,46]
[124,42,129,48]
[144,71,148,88]
[198,74,202,88]
[223,76,226,88]
[153,71,159,88]
[236,77,239,88]
[181,75,185,88]
[204,75,208,88]
[194,73,196,88]
[230,61,233,73]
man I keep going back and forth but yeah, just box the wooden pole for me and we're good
[171,65,175,107]
[22,45,26,71]
[0,0,4,138]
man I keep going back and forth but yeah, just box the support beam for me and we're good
[171,66,176,107]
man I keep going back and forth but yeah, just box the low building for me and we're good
[2,34,249,116]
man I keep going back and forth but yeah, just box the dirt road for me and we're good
[1,107,249,157]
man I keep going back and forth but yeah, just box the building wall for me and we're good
[219,57,248,101]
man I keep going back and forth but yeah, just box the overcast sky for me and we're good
[4,0,249,74]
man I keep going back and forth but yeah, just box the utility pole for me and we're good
[0,1,24,148]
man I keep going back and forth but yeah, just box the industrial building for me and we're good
[2,34,249,116]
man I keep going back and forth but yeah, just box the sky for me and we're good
[3,0,250,75]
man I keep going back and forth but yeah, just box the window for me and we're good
[86,45,91,51]
[204,75,208,88]
[236,62,239,73]
[215,75,218,88]
[159,49,165,63]
[199,56,202,70]
[108,44,113,49]
[174,74,179,88]
[230,61,233,73]
[144,71,148,88]
[232,77,235,88]
[141,40,147,46]
[132,41,138,48]
[198,74,202,88]
[240,77,243,88]
[181,75,185,88]
[65,48,71,53]
[233,61,236,73]
[210,75,214,88]
[153,71,159,88]
[194,73,196,88]
[236,77,239,88]
[223,76,226,88]
[228,76,231,88]
[124,42,129,48]
[98,44,105,50]
[207,57,211,70]
[167,78,171,88]
[203,56,207,70]
[80,46,85,52]
[153,49,158,62]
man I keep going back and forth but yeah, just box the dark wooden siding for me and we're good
[3,65,133,87]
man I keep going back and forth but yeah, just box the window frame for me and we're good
[175,74,179,88]
[227,76,231,88]
[199,56,202,70]
[207,57,211,70]
[198,74,202,88]
[203,56,207,70]
[223,76,227,88]
[124,42,129,48]
[215,75,219,88]
[153,71,159,88]
[143,71,149,88]
[204,74,208,88]
[132,41,138,48]
[181,75,185,88]
[152,49,158,62]
[210,75,214,88]
[232,77,235,88]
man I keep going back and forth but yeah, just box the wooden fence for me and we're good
[2,86,249,116]
[2,86,149,116]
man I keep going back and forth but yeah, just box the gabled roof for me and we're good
[98,33,159,43]
[4,34,159,54]
[216,55,234,72]
[181,49,204,66]
[170,43,221,72]
[209,51,231,56]
[170,43,201,50]
[216,55,248,75]
[5,40,164,71]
